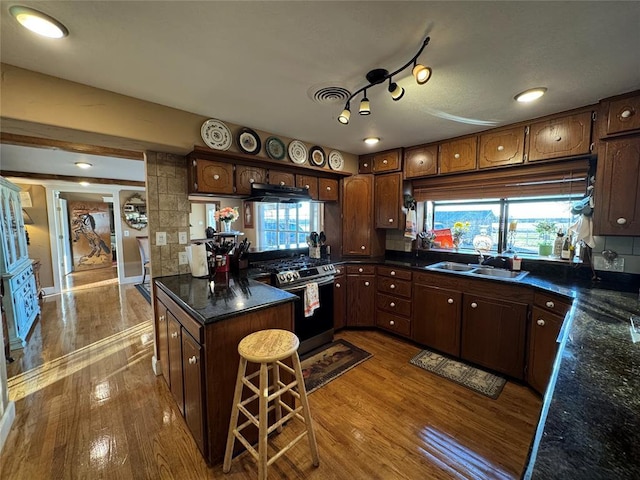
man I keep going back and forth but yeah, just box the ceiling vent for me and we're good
[308,85,351,105]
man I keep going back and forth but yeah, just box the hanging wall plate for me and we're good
[309,146,326,167]
[328,150,344,171]
[201,119,232,151]
[237,127,261,155]
[288,140,308,164]
[265,136,286,160]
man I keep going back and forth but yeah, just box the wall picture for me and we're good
[69,201,112,271]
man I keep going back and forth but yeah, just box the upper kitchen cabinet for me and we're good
[404,144,437,179]
[358,154,373,174]
[295,174,319,200]
[374,172,403,229]
[593,136,640,235]
[372,149,402,173]
[342,175,385,257]
[268,170,295,187]
[189,158,234,195]
[235,165,266,195]
[318,178,339,202]
[478,126,525,169]
[527,110,593,162]
[604,91,640,136]
[439,136,478,174]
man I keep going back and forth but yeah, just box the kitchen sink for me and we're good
[426,261,529,281]
[426,261,476,272]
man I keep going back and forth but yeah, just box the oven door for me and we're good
[281,277,334,356]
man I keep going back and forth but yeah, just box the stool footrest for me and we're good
[267,378,299,402]
[267,404,303,435]
[266,430,310,467]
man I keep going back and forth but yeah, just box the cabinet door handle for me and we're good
[304,184,310,189]
[383,159,388,165]
[497,145,504,151]
[326,186,332,191]
[336,283,341,288]
[358,268,363,273]
[454,153,460,159]
[363,162,369,168]
[360,245,366,250]
[171,332,178,338]
[364,281,370,287]
[249,178,255,184]
[189,356,197,365]
[555,136,562,142]
[280,181,285,186]
[537,319,546,326]
[389,320,395,326]
[545,301,555,308]
[620,108,634,119]
[390,302,395,307]
[388,218,394,223]
[159,315,165,322]
[616,217,627,225]
[447,298,454,304]
[390,271,396,276]
[470,302,478,309]
[213,174,220,180]
[390,284,396,289]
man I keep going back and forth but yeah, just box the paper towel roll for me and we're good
[186,244,208,277]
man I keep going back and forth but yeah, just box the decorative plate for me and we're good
[265,136,286,160]
[288,140,308,164]
[309,146,326,167]
[237,127,261,155]
[328,150,344,171]
[200,119,232,151]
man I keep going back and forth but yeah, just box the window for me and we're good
[256,202,322,250]
[429,195,580,255]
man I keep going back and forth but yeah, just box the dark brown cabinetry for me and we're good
[342,175,385,257]
[374,172,403,229]
[235,165,266,195]
[404,144,437,179]
[346,265,375,326]
[358,154,373,174]
[527,306,563,395]
[189,159,234,194]
[412,284,462,357]
[594,136,640,235]
[318,178,339,202]
[296,174,319,200]
[182,332,205,454]
[375,266,412,337]
[478,126,526,169]
[373,149,402,173]
[167,313,185,414]
[156,302,170,387]
[333,265,346,330]
[268,170,295,187]
[461,294,528,380]
[527,111,593,162]
[605,94,640,135]
[439,136,478,174]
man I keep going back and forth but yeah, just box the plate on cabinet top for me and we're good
[201,119,232,151]
[265,136,286,160]
[309,146,326,167]
[328,150,344,171]
[288,140,308,164]
[237,127,261,155]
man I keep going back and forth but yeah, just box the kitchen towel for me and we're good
[304,282,320,317]
[186,244,208,277]
[404,209,417,240]
[569,214,595,248]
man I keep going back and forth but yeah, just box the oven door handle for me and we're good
[281,277,335,293]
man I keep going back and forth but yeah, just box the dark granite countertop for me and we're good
[155,273,296,325]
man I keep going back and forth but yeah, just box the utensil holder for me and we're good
[309,246,321,259]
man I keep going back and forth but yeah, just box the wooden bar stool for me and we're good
[223,329,319,479]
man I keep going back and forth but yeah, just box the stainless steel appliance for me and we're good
[252,256,335,355]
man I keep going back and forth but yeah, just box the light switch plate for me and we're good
[179,231,187,244]
[156,231,167,246]
[178,252,188,265]
[124,230,129,237]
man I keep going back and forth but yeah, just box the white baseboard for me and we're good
[0,401,16,454]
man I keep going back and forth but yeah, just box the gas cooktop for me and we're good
[251,256,335,287]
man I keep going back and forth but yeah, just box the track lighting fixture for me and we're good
[337,35,432,125]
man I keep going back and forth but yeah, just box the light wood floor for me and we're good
[1,278,542,479]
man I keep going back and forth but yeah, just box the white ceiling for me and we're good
[1,0,639,167]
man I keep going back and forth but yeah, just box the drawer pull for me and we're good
[361,245,366,250]
[389,320,395,326]
[213,174,220,180]
[304,184,310,189]
[159,315,165,322]
[335,283,341,288]
[546,301,555,308]
[620,108,634,119]
[250,178,255,183]
[390,302,395,307]
[471,302,478,309]
[497,145,504,151]
[390,271,396,276]
[447,298,454,304]
[390,284,396,289]
[537,319,546,326]
[364,281,370,287]
[388,218,394,223]
[171,332,178,339]
[358,268,363,273]
[188,356,197,365]
[280,181,285,186]
[616,217,627,225]
[363,162,369,168]
[454,153,460,159]
[383,159,388,165]
[555,136,562,142]
[326,186,332,191]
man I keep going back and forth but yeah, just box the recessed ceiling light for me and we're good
[9,6,69,39]
[75,162,93,169]
[364,137,380,145]
[514,87,547,103]
[79,181,90,187]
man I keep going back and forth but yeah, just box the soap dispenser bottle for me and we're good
[553,229,564,257]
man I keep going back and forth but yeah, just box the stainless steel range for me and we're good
[252,256,335,355]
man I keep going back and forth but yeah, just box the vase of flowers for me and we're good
[215,206,239,233]
[452,221,470,250]
[535,220,556,256]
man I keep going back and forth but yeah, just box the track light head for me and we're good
[413,63,432,85]
[388,80,405,101]
[359,93,371,115]
[338,103,351,124]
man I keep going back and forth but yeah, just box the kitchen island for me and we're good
[153,273,296,465]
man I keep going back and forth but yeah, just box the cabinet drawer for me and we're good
[346,265,376,275]
[377,266,412,281]
[533,291,572,318]
[376,311,411,337]
[373,150,401,173]
[10,264,34,290]
[376,293,411,318]
[318,178,339,202]
[334,265,345,276]
[377,276,412,298]
[607,95,640,135]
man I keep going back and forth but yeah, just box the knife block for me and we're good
[309,247,321,259]
[232,257,248,272]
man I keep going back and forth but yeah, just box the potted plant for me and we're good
[535,220,556,256]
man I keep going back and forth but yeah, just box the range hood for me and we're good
[246,183,312,203]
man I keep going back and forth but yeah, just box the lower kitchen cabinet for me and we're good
[167,313,186,415]
[527,306,564,394]
[346,265,375,326]
[333,266,346,330]
[182,331,205,454]
[413,284,462,357]
[461,294,528,380]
